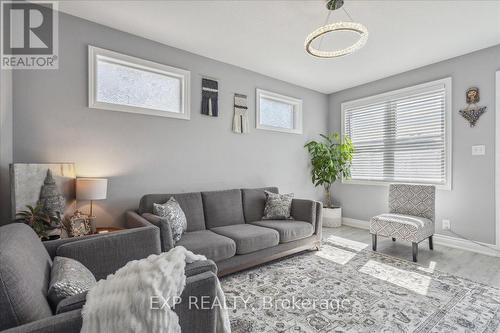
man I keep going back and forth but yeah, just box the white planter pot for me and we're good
[322,207,342,228]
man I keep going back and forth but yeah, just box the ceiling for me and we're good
[57,1,500,94]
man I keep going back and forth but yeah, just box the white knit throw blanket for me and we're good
[81,246,231,333]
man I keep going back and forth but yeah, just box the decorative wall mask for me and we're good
[201,78,219,117]
[459,87,486,127]
[233,93,249,134]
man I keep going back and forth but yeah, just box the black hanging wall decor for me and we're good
[201,78,219,117]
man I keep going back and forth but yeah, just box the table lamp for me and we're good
[76,178,108,217]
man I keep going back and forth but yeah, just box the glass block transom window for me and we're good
[89,46,190,120]
[256,89,303,134]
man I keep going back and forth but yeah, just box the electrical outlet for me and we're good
[442,219,451,230]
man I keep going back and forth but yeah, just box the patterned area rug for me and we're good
[220,236,500,332]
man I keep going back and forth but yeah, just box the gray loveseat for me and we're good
[0,223,219,333]
[126,187,323,276]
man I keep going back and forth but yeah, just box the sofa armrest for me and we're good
[185,259,217,277]
[44,233,112,259]
[175,271,217,333]
[56,292,87,314]
[44,215,147,259]
[315,201,323,241]
[55,226,161,280]
[291,199,317,226]
[125,210,151,228]
[142,213,175,252]
[3,309,82,333]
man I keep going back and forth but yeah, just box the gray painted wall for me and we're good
[329,45,500,244]
[0,69,13,224]
[12,13,328,226]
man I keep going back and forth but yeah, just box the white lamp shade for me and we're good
[76,178,108,200]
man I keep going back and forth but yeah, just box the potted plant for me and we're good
[15,203,58,240]
[305,133,354,227]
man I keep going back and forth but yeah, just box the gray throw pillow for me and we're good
[262,191,294,220]
[153,197,187,242]
[48,256,96,308]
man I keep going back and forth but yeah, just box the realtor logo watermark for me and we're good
[151,295,352,312]
[1,1,58,69]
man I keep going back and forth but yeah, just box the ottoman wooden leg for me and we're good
[412,242,418,262]
[372,234,377,251]
[429,236,434,250]
[392,237,396,242]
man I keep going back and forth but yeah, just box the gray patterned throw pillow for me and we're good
[262,191,294,220]
[48,256,96,308]
[153,197,187,242]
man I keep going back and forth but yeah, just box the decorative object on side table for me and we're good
[76,178,108,217]
[459,87,486,127]
[38,170,65,235]
[62,210,93,237]
[10,163,75,219]
[305,132,354,227]
[11,163,75,238]
[201,78,219,117]
[76,177,108,224]
[15,203,53,240]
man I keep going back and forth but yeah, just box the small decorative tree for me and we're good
[304,133,354,208]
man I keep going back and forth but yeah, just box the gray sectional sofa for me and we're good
[0,223,219,333]
[126,187,323,276]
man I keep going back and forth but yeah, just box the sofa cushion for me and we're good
[0,224,53,330]
[202,189,245,228]
[251,220,314,243]
[241,187,279,223]
[139,192,205,232]
[263,191,294,220]
[210,224,279,254]
[370,213,434,243]
[153,197,187,242]
[48,256,96,309]
[176,230,236,262]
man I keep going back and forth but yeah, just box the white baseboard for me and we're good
[342,217,369,230]
[432,234,500,258]
[340,217,500,258]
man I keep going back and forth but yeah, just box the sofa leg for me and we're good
[412,242,418,262]
[392,237,396,242]
[372,234,377,251]
[429,236,434,250]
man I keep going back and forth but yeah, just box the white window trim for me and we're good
[341,77,453,190]
[256,89,303,134]
[88,45,191,120]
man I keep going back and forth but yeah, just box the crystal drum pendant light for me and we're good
[305,0,368,58]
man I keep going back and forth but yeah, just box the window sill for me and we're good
[256,124,302,135]
[341,179,452,191]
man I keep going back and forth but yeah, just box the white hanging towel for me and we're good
[233,93,249,134]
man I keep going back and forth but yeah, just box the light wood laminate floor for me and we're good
[323,226,500,288]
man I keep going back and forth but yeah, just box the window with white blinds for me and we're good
[342,78,452,189]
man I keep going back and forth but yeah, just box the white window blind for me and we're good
[342,78,451,188]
